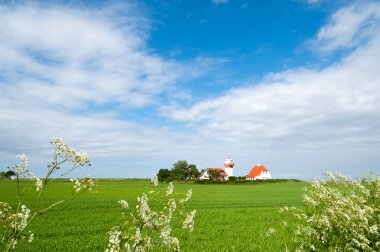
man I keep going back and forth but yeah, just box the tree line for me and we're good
[157,160,201,182]
[156,160,249,182]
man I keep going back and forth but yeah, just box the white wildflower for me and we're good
[71,178,82,192]
[106,228,122,252]
[160,225,171,246]
[151,175,159,187]
[12,239,17,249]
[293,213,301,220]
[166,182,174,196]
[168,198,176,212]
[8,154,33,177]
[182,210,196,232]
[84,175,97,191]
[17,205,30,231]
[170,237,180,251]
[35,177,42,192]
[134,228,142,247]
[265,228,276,237]
[281,172,380,251]
[369,225,378,234]
[118,200,129,209]
[109,177,195,251]
[180,189,192,204]
[28,232,34,243]
[52,138,90,166]
[124,242,131,251]
[17,154,29,166]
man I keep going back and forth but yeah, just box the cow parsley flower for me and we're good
[179,189,192,204]
[182,210,196,232]
[108,180,195,251]
[166,182,174,196]
[106,228,122,252]
[35,177,42,192]
[28,232,34,243]
[151,175,159,187]
[280,172,380,251]
[118,200,129,209]
[70,178,82,192]
[265,228,276,237]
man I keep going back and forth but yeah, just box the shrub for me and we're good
[279,172,380,251]
[228,176,237,182]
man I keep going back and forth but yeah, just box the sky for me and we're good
[0,0,380,179]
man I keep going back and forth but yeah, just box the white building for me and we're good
[246,164,271,180]
[199,158,235,180]
[224,158,234,177]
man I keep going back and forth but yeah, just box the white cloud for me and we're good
[212,0,229,5]
[0,2,198,177]
[304,0,323,4]
[312,1,380,53]
[0,3,184,110]
[162,2,380,178]
[2,1,380,179]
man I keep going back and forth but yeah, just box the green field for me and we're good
[0,180,306,251]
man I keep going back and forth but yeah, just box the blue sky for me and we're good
[0,0,380,179]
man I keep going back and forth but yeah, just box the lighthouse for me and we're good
[224,158,234,177]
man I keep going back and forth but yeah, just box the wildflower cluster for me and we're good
[106,182,196,252]
[0,138,95,251]
[70,176,98,194]
[280,172,380,251]
[51,138,90,166]
[0,203,34,250]
[265,227,276,237]
[6,154,32,177]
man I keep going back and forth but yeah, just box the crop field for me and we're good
[0,180,306,251]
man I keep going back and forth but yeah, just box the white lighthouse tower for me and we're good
[224,158,234,178]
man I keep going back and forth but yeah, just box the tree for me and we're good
[156,168,174,182]
[0,170,16,179]
[171,160,188,180]
[207,169,222,181]
[187,164,200,180]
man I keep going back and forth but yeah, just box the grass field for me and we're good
[0,180,306,251]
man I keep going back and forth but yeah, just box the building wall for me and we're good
[225,167,233,177]
[199,171,210,180]
[256,171,271,180]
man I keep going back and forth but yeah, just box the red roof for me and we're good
[246,164,268,178]
[207,168,228,177]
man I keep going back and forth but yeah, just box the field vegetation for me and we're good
[0,179,305,251]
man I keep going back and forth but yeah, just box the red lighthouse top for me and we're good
[224,158,234,168]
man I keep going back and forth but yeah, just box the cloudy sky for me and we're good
[1,0,379,179]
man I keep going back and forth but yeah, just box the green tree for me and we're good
[187,164,200,180]
[156,168,174,182]
[171,160,189,180]
[0,170,16,179]
[207,169,222,181]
